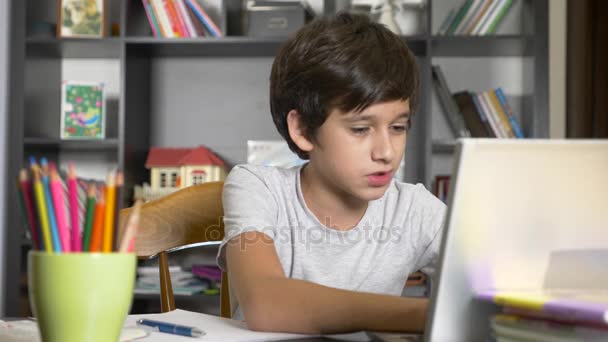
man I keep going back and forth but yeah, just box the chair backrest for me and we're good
[118,181,231,318]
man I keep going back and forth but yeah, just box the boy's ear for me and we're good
[287,110,314,153]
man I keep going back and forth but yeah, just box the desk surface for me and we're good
[2,317,422,342]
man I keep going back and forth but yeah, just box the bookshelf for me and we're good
[4,0,549,316]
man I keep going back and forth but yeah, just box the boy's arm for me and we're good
[226,231,428,335]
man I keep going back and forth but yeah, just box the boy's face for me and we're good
[302,99,410,203]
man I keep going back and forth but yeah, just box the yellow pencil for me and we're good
[32,165,53,253]
[102,171,116,252]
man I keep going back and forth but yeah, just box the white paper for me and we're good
[0,320,148,342]
[125,309,311,342]
[126,309,377,342]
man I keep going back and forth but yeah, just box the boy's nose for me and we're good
[371,132,394,163]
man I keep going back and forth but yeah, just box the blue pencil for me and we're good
[40,158,63,253]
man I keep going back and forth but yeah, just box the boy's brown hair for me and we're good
[270,12,420,160]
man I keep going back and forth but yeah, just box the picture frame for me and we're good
[57,0,106,38]
[60,81,106,140]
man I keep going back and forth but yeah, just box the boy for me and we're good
[216,12,446,334]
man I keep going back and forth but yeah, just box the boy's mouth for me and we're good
[367,171,393,187]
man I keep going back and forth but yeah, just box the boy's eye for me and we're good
[391,125,408,133]
[350,127,369,135]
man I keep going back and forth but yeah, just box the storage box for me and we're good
[245,1,307,37]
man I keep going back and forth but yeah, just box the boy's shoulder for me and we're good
[386,179,439,201]
[383,179,446,215]
[224,163,299,190]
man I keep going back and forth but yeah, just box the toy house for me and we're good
[134,146,226,202]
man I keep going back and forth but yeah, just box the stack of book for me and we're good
[433,175,450,203]
[438,0,514,36]
[135,265,211,296]
[476,291,608,341]
[141,0,223,38]
[432,65,524,139]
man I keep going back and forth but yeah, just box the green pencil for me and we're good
[82,183,96,251]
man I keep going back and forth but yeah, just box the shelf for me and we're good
[431,35,534,57]
[24,137,120,151]
[124,35,427,57]
[23,35,428,58]
[26,37,122,58]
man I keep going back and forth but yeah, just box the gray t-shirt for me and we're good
[216,163,446,319]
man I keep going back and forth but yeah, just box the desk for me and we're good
[1,315,422,342]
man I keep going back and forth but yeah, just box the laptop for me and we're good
[423,139,608,341]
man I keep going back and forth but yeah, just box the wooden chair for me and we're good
[118,181,232,318]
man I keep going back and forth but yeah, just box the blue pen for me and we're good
[136,319,205,338]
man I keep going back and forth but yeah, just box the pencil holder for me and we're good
[28,251,136,342]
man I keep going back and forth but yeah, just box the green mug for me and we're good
[28,251,137,342]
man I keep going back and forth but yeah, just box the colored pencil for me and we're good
[31,163,53,253]
[68,163,81,252]
[49,164,71,252]
[119,200,142,253]
[40,158,62,253]
[103,171,116,252]
[89,187,106,252]
[18,170,40,249]
[113,170,124,251]
[82,183,97,251]
[29,157,45,251]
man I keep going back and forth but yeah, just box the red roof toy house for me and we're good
[135,146,226,202]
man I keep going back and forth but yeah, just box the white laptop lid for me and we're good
[425,139,608,342]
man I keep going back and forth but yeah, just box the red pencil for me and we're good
[18,170,40,249]
[68,163,81,252]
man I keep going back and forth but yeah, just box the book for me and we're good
[184,0,207,37]
[472,0,503,35]
[491,314,608,342]
[166,0,189,37]
[162,0,183,37]
[191,265,222,282]
[454,0,485,35]
[437,8,456,35]
[453,91,491,137]
[486,0,513,34]
[433,175,451,203]
[464,0,494,35]
[487,90,515,138]
[431,65,471,138]
[476,290,608,326]
[142,0,161,37]
[151,0,174,37]
[175,0,197,37]
[495,87,525,138]
[481,91,509,138]
[478,92,507,137]
[60,81,105,139]
[470,92,496,137]
[184,0,222,38]
[134,284,209,295]
[447,0,474,35]
[503,306,608,330]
